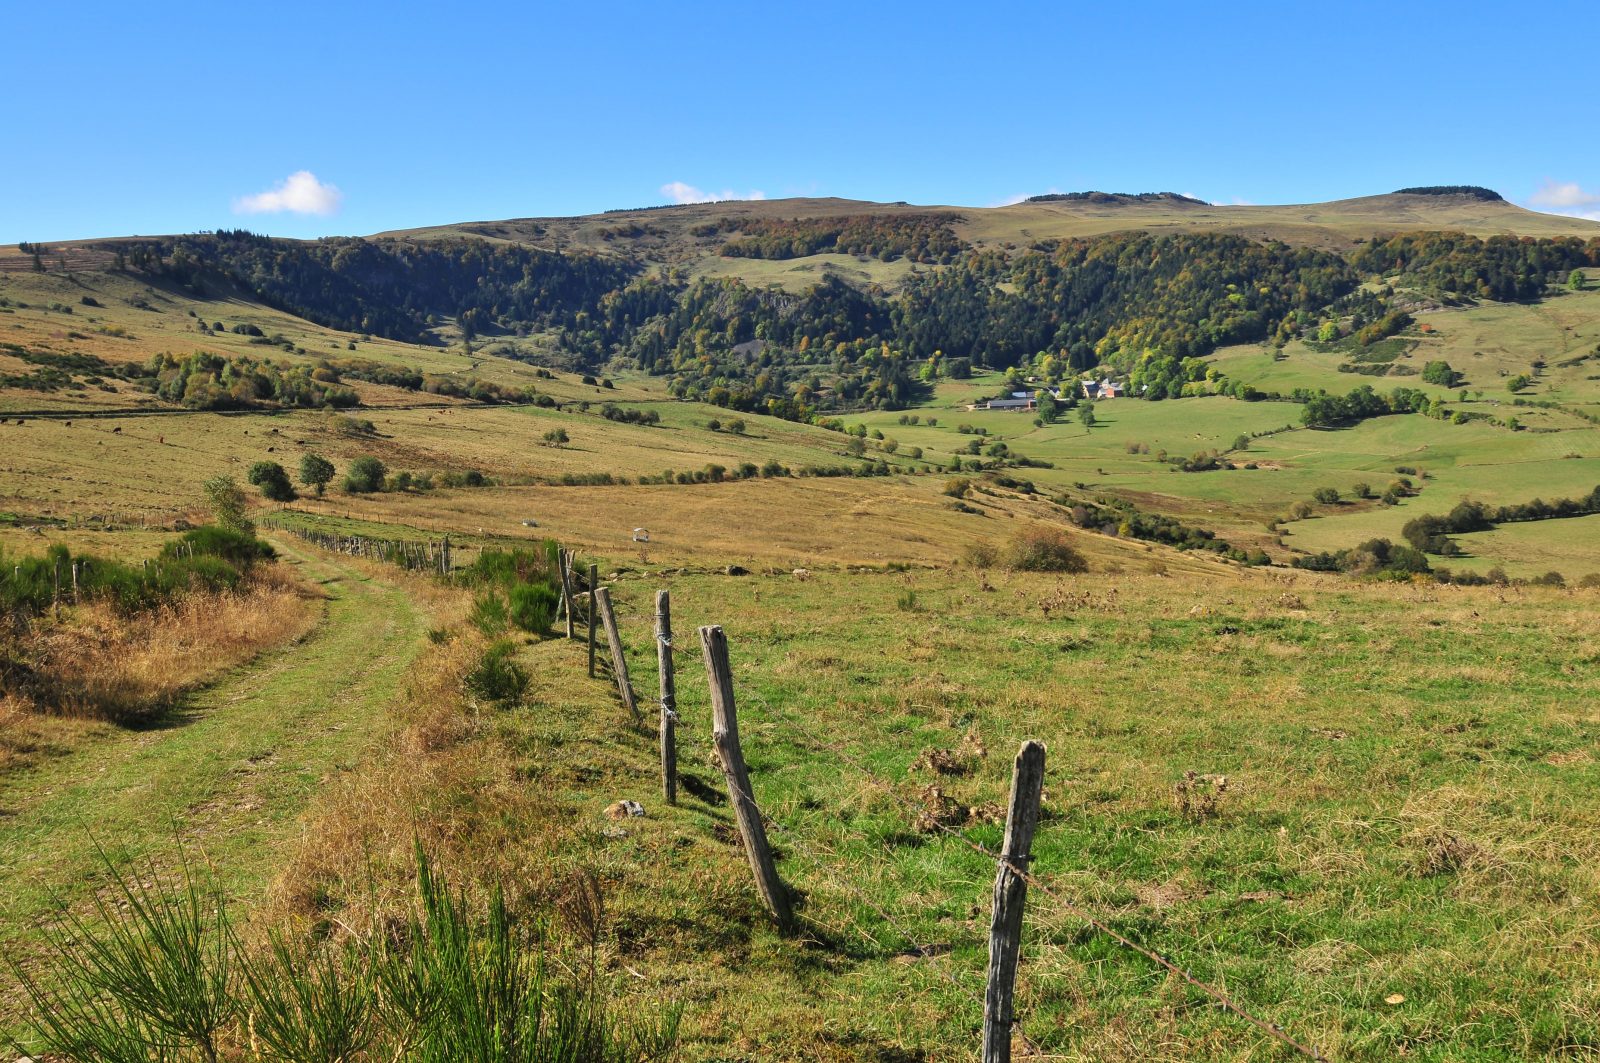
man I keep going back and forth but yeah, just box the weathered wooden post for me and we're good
[593,587,639,719]
[982,740,1047,1063]
[655,589,677,804]
[559,549,576,639]
[71,561,80,605]
[586,564,598,677]
[699,625,793,930]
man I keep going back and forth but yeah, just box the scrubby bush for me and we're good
[466,640,530,707]
[1006,528,1088,573]
[963,541,999,568]
[344,456,387,493]
[508,583,559,634]
[163,525,276,568]
[470,592,510,637]
[247,461,296,502]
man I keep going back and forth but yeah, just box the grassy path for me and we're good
[0,541,426,1031]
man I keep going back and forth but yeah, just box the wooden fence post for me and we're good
[593,587,638,719]
[655,589,677,804]
[559,549,576,639]
[71,561,80,605]
[699,625,793,931]
[586,564,598,677]
[982,740,1047,1063]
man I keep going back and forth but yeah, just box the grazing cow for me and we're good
[266,446,275,452]
[64,421,72,428]
[112,426,122,434]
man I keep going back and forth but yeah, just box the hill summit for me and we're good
[1025,191,1208,206]
[1392,185,1504,201]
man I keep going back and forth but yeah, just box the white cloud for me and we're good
[234,171,344,216]
[1527,179,1600,221]
[989,186,1058,207]
[660,181,766,205]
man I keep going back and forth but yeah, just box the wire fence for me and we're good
[260,517,454,574]
[288,529,1326,1060]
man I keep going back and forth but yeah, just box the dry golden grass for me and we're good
[257,581,591,941]
[0,569,319,774]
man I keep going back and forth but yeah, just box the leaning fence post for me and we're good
[983,740,1047,1063]
[559,549,576,639]
[593,587,638,720]
[586,564,598,677]
[655,589,678,804]
[71,561,81,605]
[699,625,793,930]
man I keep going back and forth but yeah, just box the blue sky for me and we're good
[5,0,1598,242]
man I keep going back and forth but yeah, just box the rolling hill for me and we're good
[4,188,1600,1060]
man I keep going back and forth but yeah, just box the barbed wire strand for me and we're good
[734,683,1328,1062]
[715,755,1054,1057]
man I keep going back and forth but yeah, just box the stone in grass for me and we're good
[606,799,645,819]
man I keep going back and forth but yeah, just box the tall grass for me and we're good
[10,844,680,1062]
[0,567,313,727]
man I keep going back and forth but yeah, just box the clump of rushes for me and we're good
[10,842,682,1062]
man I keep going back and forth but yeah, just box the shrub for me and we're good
[163,525,275,568]
[469,592,510,637]
[963,541,999,568]
[508,583,559,635]
[1312,486,1341,505]
[344,456,387,493]
[247,460,296,502]
[943,478,972,498]
[466,640,530,707]
[1006,528,1088,572]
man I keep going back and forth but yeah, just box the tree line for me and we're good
[695,213,966,263]
[105,226,1600,421]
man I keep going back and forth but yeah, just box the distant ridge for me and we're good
[1026,191,1208,206]
[1392,185,1503,201]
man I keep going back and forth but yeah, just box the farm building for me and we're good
[1082,378,1125,399]
[969,390,1038,411]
